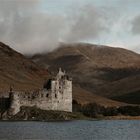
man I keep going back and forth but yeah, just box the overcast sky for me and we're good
[0,0,140,54]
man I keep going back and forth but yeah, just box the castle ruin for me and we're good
[8,68,72,115]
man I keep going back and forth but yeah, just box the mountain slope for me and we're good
[0,42,124,107]
[0,42,48,90]
[32,43,140,104]
[73,86,126,107]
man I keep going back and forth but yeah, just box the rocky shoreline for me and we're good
[0,106,87,121]
[1,106,140,121]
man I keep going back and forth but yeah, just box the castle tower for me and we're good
[9,91,20,115]
[51,68,72,112]
[56,67,65,79]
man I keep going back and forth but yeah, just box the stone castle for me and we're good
[8,68,72,115]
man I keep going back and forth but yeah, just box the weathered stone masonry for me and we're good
[9,68,72,115]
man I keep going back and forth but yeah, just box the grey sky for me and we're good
[0,0,140,54]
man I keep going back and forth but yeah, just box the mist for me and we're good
[64,5,108,42]
[0,0,109,54]
[0,0,65,54]
[0,0,140,54]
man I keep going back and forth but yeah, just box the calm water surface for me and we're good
[0,120,140,140]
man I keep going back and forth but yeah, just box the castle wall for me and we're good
[9,69,72,115]
[10,90,53,115]
[10,80,72,115]
[64,80,72,112]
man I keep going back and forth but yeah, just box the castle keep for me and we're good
[9,68,72,115]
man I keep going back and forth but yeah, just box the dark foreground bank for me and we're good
[1,102,140,121]
[0,106,88,121]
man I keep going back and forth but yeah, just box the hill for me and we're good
[72,86,126,107]
[0,42,48,91]
[31,43,140,104]
[0,42,122,107]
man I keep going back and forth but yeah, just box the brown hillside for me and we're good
[73,86,126,107]
[32,43,140,104]
[0,42,48,90]
[0,42,130,107]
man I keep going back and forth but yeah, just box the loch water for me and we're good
[0,120,140,140]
